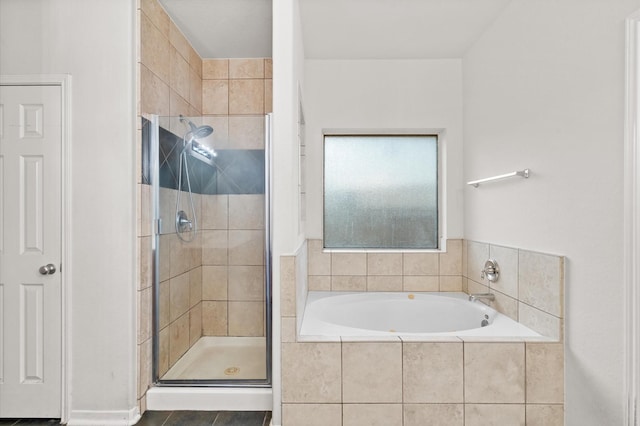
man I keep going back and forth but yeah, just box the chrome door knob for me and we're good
[39,264,56,275]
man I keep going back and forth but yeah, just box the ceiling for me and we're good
[159,0,512,60]
[159,0,272,59]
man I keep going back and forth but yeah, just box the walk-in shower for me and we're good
[142,114,272,395]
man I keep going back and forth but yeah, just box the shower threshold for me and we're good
[147,336,272,411]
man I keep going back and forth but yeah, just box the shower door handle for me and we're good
[39,263,57,275]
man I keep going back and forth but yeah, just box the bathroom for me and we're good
[0,0,638,425]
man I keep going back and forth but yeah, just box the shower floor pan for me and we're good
[162,336,267,381]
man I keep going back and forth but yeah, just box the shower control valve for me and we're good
[480,259,499,282]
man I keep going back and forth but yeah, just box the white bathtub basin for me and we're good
[300,291,542,338]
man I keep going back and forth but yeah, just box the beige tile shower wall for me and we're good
[136,0,204,412]
[281,247,565,425]
[201,194,266,337]
[307,239,463,292]
[463,240,564,341]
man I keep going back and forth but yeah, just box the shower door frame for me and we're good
[150,114,273,388]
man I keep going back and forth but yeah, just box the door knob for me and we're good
[39,264,56,275]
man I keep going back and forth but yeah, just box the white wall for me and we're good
[304,59,464,241]
[463,1,640,424]
[272,0,306,424]
[0,0,137,421]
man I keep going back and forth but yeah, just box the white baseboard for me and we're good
[66,407,140,426]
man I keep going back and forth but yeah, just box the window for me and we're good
[324,135,439,249]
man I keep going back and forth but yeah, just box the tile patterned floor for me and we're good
[137,411,272,426]
[0,411,271,426]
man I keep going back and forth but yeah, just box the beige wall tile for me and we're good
[265,79,272,113]
[332,252,367,275]
[139,236,152,290]
[137,339,152,399]
[281,256,296,317]
[170,90,190,126]
[467,278,489,299]
[158,326,169,376]
[140,12,170,82]
[228,265,264,301]
[170,272,190,322]
[281,317,297,343]
[519,302,561,340]
[440,276,463,292]
[404,342,463,403]
[403,252,439,275]
[308,275,331,291]
[169,20,190,62]
[264,59,273,78]
[526,343,564,403]
[203,59,229,79]
[189,68,202,113]
[526,404,564,426]
[332,276,367,291]
[464,404,525,426]
[403,276,439,292]
[308,239,331,275]
[367,253,402,275]
[229,195,264,230]
[159,279,170,329]
[282,404,341,426]
[464,343,525,403]
[188,46,202,78]
[202,301,228,336]
[189,302,202,345]
[201,195,228,230]
[228,301,263,336]
[519,250,564,317]
[343,404,402,426]
[202,230,228,266]
[462,239,468,278]
[189,267,202,308]
[159,235,171,281]
[489,244,518,298]
[367,275,403,291]
[440,239,462,275]
[281,343,342,403]
[228,116,265,149]
[202,80,229,115]
[140,184,152,237]
[140,64,170,115]
[229,58,265,79]
[138,287,152,344]
[202,116,230,150]
[490,290,518,321]
[170,47,190,101]
[169,234,191,276]
[229,79,265,114]
[466,240,489,282]
[140,0,169,37]
[342,342,402,403]
[169,313,190,365]
[202,266,228,300]
[403,404,464,426]
[228,230,264,265]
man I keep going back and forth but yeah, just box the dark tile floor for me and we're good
[0,411,271,426]
[137,411,271,426]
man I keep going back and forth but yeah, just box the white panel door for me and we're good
[0,85,62,418]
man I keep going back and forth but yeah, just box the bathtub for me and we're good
[300,291,542,339]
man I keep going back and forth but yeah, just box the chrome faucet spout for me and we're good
[468,293,495,303]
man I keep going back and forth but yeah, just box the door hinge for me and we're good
[155,218,162,235]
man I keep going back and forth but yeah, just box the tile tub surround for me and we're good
[282,240,565,425]
[464,240,564,341]
[307,238,463,293]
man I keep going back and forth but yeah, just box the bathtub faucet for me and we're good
[468,293,495,303]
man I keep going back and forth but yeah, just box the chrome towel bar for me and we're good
[467,169,530,188]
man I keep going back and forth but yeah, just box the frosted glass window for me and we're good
[324,135,438,249]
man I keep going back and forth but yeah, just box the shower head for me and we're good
[180,115,214,139]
